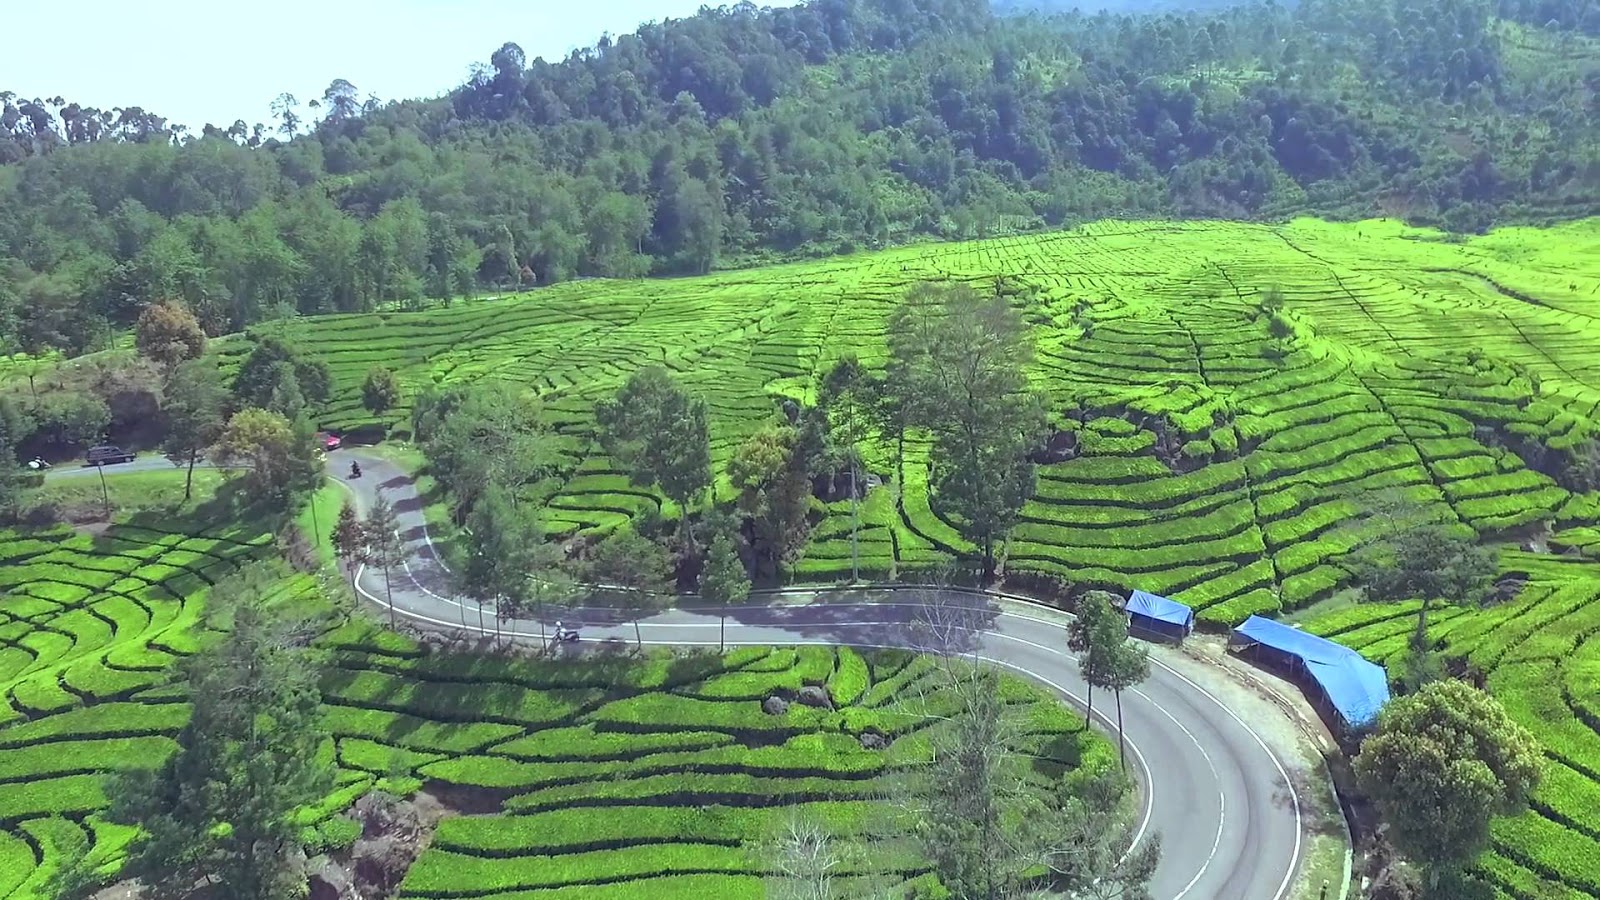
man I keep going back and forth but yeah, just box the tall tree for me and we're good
[361,365,402,418]
[413,381,553,520]
[134,300,207,369]
[160,358,228,501]
[332,499,367,588]
[213,408,320,506]
[1068,590,1120,727]
[269,93,301,139]
[1355,679,1543,885]
[727,423,813,578]
[699,518,751,652]
[364,487,406,628]
[888,282,1042,579]
[107,562,331,900]
[594,366,712,545]
[585,526,674,648]
[1103,616,1151,772]
[1347,490,1498,684]
[818,356,876,581]
[462,482,548,638]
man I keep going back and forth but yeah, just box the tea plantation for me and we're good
[0,504,1108,898]
[1302,549,1600,900]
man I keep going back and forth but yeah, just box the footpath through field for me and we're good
[328,446,1339,900]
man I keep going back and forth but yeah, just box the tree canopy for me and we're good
[1354,678,1543,879]
[2,0,1595,356]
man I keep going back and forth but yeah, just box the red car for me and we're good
[317,432,342,451]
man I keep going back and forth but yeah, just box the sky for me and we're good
[3,1,798,132]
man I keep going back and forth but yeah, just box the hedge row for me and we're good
[433,801,877,857]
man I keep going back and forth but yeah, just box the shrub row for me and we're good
[433,801,877,857]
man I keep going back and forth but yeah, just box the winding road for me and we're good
[52,449,1319,900]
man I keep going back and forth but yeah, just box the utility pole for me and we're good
[850,447,859,582]
[96,463,110,520]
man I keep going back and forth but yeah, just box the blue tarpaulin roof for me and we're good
[1127,590,1194,628]
[1233,615,1391,729]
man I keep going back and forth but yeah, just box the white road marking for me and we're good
[341,464,1308,899]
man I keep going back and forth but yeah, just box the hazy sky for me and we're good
[5,1,798,131]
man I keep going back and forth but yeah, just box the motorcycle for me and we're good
[350,461,362,479]
[551,621,581,644]
[26,457,50,471]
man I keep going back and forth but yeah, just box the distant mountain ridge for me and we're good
[992,0,1273,14]
[0,0,1594,356]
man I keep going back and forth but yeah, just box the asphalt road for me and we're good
[46,449,1309,898]
[328,448,1308,900]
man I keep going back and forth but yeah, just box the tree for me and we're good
[107,562,331,900]
[1103,616,1151,772]
[232,337,331,416]
[462,483,547,638]
[1041,765,1161,900]
[160,358,227,500]
[914,666,1040,899]
[413,381,553,520]
[585,526,674,648]
[361,365,402,417]
[134,300,206,368]
[887,282,1043,579]
[332,499,367,588]
[728,424,813,578]
[594,366,712,545]
[764,814,841,900]
[818,356,876,581]
[1354,680,1542,883]
[699,520,751,652]
[269,92,300,139]
[1348,491,1498,656]
[213,408,320,506]
[321,79,361,121]
[1068,590,1119,729]
[364,487,406,628]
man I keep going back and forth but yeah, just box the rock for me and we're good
[352,835,413,894]
[308,861,354,900]
[762,696,790,715]
[796,685,834,710]
[858,730,889,751]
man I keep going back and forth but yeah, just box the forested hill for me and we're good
[1,0,1596,356]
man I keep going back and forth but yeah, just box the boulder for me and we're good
[308,860,354,900]
[762,696,790,715]
[796,685,834,709]
[858,730,890,751]
[352,835,412,894]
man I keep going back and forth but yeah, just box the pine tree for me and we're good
[698,522,750,652]
[108,563,331,900]
[332,499,367,588]
[364,488,406,628]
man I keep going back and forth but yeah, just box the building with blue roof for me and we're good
[1125,590,1194,643]
[1230,615,1392,735]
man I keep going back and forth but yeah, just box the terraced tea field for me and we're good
[0,509,1107,898]
[1302,549,1600,900]
[0,515,284,896]
[230,216,1600,623]
[354,640,1103,899]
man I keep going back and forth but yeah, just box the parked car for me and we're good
[84,445,136,466]
[317,432,342,451]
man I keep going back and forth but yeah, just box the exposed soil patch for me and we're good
[418,780,511,815]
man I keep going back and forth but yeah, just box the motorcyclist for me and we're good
[350,460,362,478]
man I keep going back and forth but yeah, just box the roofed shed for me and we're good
[1125,590,1194,643]
[1231,615,1390,735]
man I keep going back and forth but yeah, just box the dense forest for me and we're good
[1,0,1596,355]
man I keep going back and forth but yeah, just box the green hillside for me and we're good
[0,491,1106,896]
[4,0,1597,356]
[230,216,1600,622]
